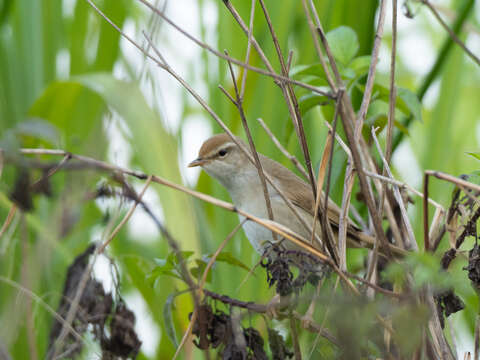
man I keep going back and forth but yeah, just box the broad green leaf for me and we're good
[74,73,199,253]
[326,26,359,65]
[349,55,371,76]
[163,293,180,348]
[168,250,195,265]
[365,100,410,136]
[190,259,212,283]
[290,63,324,78]
[148,266,182,283]
[203,251,251,272]
[28,81,106,155]
[357,83,422,124]
[463,171,480,185]
[396,88,423,123]
[14,118,60,146]
[298,93,330,115]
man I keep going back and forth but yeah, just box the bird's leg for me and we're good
[266,293,291,319]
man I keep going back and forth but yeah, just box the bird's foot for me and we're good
[266,294,291,319]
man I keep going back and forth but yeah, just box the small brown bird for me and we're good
[189,133,379,257]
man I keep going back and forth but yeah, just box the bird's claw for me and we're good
[266,294,291,319]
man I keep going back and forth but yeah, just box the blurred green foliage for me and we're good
[0,0,479,358]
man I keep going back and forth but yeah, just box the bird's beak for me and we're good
[188,158,206,168]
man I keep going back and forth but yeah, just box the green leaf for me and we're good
[463,171,480,185]
[298,93,330,115]
[74,73,199,252]
[203,252,251,272]
[163,293,179,348]
[326,26,359,65]
[148,266,182,283]
[14,118,60,146]
[168,250,195,265]
[190,259,212,283]
[357,84,422,125]
[396,88,423,123]
[28,81,106,155]
[466,152,480,161]
[349,55,371,76]
[290,63,324,78]
[365,100,410,136]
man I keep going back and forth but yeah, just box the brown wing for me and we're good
[257,154,400,253]
[259,155,340,221]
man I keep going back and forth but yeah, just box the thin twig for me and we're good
[364,170,443,209]
[97,175,152,253]
[426,170,480,193]
[257,118,308,180]
[289,315,302,360]
[322,90,342,265]
[356,0,387,132]
[421,0,480,66]
[173,317,194,360]
[200,221,245,291]
[16,148,407,259]
[140,31,322,244]
[177,221,245,359]
[310,132,339,263]
[134,0,333,97]
[371,127,417,250]
[308,0,342,86]
[257,0,318,199]
[338,101,393,258]
[0,276,90,350]
[392,0,475,152]
[223,52,276,239]
[301,0,336,90]
[386,0,398,165]
[0,204,17,239]
[30,153,71,190]
[424,173,430,251]
[306,278,339,359]
[378,0,398,221]
[239,0,255,101]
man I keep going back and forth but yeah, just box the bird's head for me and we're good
[188,133,250,187]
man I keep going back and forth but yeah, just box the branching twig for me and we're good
[257,0,318,198]
[308,0,342,86]
[301,0,336,90]
[50,177,153,358]
[421,0,480,66]
[222,52,276,239]
[371,127,417,250]
[356,0,387,131]
[339,106,392,258]
[135,0,333,98]
[239,0,255,101]
[257,118,308,180]
[426,170,480,193]
[0,276,91,352]
[97,176,152,253]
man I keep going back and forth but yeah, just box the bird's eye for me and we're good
[218,149,228,157]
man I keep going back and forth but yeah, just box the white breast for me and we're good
[237,193,315,254]
[225,167,317,254]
